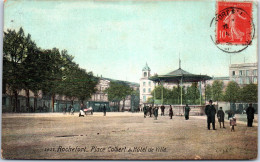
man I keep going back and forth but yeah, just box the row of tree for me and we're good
[206,81,257,104]
[3,27,98,112]
[148,82,201,105]
[147,80,257,105]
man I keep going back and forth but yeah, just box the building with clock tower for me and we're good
[139,63,155,105]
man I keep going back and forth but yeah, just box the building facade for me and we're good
[90,78,110,102]
[229,63,258,86]
[139,63,155,104]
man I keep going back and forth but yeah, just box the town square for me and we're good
[1,0,258,160]
[1,112,258,160]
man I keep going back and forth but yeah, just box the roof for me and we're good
[142,63,151,71]
[149,68,212,83]
[101,77,140,87]
[212,76,230,80]
[166,68,192,75]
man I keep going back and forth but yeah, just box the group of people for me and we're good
[62,105,75,115]
[143,105,159,120]
[142,101,256,131]
[205,100,255,131]
[142,104,191,120]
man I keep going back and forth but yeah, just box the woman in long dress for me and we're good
[223,9,246,41]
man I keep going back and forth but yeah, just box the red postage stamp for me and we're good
[216,1,253,45]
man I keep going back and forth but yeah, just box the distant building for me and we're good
[139,63,155,104]
[229,63,258,86]
[90,78,110,102]
[207,76,230,90]
[90,77,140,111]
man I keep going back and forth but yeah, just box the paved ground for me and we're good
[1,112,258,160]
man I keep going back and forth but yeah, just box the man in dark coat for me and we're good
[103,105,106,116]
[246,103,255,127]
[160,105,165,116]
[149,105,152,117]
[184,104,191,120]
[169,105,173,119]
[205,100,216,130]
[217,107,225,128]
[143,106,147,118]
[154,107,159,120]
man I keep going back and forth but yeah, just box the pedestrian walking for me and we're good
[230,116,236,132]
[143,106,147,118]
[70,107,74,115]
[63,106,67,114]
[205,100,216,130]
[246,103,255,127]
[79,103,85,117]
[103,105,106,116]
[184,104,191,120]
[169,105,173,119]
[69,105,72,115]
[160,105,165,116]
[154,107,159,120]
[80,103,84,110]
[217,107,225,128]
[149,105,152,117]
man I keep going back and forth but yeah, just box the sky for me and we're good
[4,0,258,83]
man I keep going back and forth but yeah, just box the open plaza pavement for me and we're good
[1,112,258,160]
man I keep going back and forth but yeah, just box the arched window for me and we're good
[143,95,146,102]
[144,72,147,77]
[148,88,151,93]
[143,88,146,93]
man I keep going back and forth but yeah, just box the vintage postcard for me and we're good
[1,0,258,160]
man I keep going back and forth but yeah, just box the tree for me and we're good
[40,48,64,112]
[171,86,180,104]
[3,27,31,112]
[205,84,212,101]
[186,83,200,104]
[239,84,258,103]
[212,80,224,104]
[3,27,99,112]
[150,85,173,104]
[74,69,98,103]
[223,81,240,103]
[105,81,133,111]
[130,89,140,111]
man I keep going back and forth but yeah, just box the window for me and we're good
[253,69,257,76]
[253,77,257,84]
[143,95,146,102]
[143,82,146,86]
[149,81,151,86]
[239,70,243,76]
[246,70,249,76]
[246,77,250,84]
[148,88,151,93]
[232,71,235,76]
[239,78,243,84]
[144,72,147,77]
[143,88,146,93]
